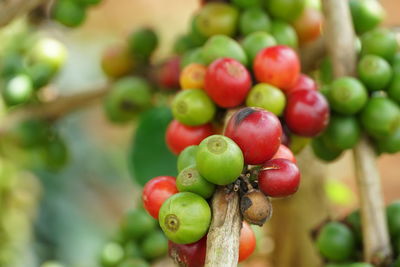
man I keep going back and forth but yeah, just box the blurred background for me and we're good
[0,0,400,267]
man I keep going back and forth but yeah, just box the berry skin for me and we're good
[311,136,343,162]
[270,21,298,48]
[172,89,216,126]
[120,209,157,241]
[350,0,385,34]
[166,120,214,155]
[177,145,199,172]
[157,57,181,90]
[202,35,248,66]
[52,0,86,27]
[101,44,134,78]
[239,7,271,36]
[176,166,216,199]
[204,58,252,108]
[168,236,207,267]
[142,176,178,219]
[224,107,282,164]
[284,89,329,137]
[239,221,256,262]
[376,126,400,154]
[245,83,286,116]
[253,45,300,91]
[316,222,356,262]
[128,28,158,61]
[195,3,239,37]
[322,115,361,150]
[361,28,398,61]
[140,230,168,260]
[293,7,323,44]
[328,77,368,115]
[285,74,317,95]
[180,63,207,89]
[241,31,277,63]
[258,158,301,197]
[159,192,211,244]
[357,55,392,92]
[265,0,305,22]
[196,135,244,185]
[360,96,400,138]
[272,144,296,163]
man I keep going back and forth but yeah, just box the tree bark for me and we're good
[0,0,48,27]
[205,187,241,267]
[322,0,392,264]
[269,147,328,267]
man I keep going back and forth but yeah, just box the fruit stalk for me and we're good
[322,0,392,264]
[0,0,48,27]
[205,187,241,267]
[0,84,109,134]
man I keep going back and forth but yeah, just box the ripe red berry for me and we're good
[224,107,282,165]
[284,89,329,137]
[168,236,207,267]
[272,144,296,163]
[204,58,252,108]
[142,176,178,219]
[253,45,300,91]
[258,158,301,198]
[157,56,181,90]
[166,120,214,155]
[285,74,317,95]
[239,221,256,262]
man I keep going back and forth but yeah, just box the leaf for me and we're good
[128,106,177,186]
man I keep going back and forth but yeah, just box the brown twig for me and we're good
[205,187,241,267]
[0,0,49,27]
[0,85,109,133]
[321,0,392,265]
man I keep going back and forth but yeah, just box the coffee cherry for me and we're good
[266,0,305,22]
[29,38,67,73]
[180,63,207,89]
[386,201,400,238]
[195,3,239,37]
[376,127,400,154]
[104,77,152,123]
[232,0,262,9]
[272,144,296,163]
[120,209,157,241]
[52,0,86,27]
[328,77,368,115]
[258,158,300,197]
[172,89,216,126]
[239,221,256,262]
[140,230,168,260]
[240,190,272,226]
[128,28,158,61]
[254,45,300,91]
[350,0,385,34]
[204,58,252,108]
[43,135,69,171]
[166,120,214,155]
[316,222,356,261]
[241,31,276,63]
[177,145,198,172]
[285,74,317,95]
[225,107,282,164]
[142,176,178,219]
[157,57,181,90]
[284,89,329,137]
[196,135,244,185]
[293,7,323,44]
[181,48,207,69]
[289,134,310,154]
[360,96,400,138]
[202,35,248,66]
[239,7,271,36]
[12,119,50,148]
[100,242,124,267]
[101,44,134,78]
[361,28,397,61]
[357,55,392,91]
[168,236,207,267]
[177,166,216,199]
[311,136,343,162]
[159,192,211,244]
[245,83,286,116]
[388,72,400,104]
[323,115,361,150]
[345,210,362,243]
[270,21,298,48]
[2,74,34,106]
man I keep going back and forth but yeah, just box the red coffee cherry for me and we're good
[285,74,317,95]
[168,236,207,267]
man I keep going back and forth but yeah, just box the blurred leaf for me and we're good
[325,179,356,207]
[128,107,177,186]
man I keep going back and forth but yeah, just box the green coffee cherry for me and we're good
[349,0,385,34]
[128,28,158,61]
[357,55,392,92]
[239,7,271,36]
[100,242,125,267]
[270,20,298,48]
[2,74,34,106]
[202,35,248,66]
[140,231,168,260]
[311,136,343,162]
[177,166,215,199]
[52,0,87,27]
[241,32,276,63]
[177,145,198,172]
[323,115,361,150]
[246,83,286,116]
[121,209,157,241]
[361,28,398,61]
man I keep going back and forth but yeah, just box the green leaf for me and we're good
[128,107,177,186]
